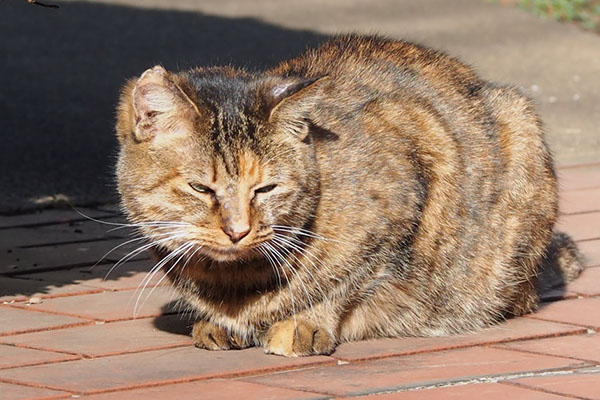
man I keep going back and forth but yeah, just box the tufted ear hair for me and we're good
[129,66,199,142]
[264,76,329,139]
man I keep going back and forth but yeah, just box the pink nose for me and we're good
[224,227,250,243]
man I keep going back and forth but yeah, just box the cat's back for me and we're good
[271,34,483,104]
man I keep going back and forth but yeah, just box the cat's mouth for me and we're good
[202,243,266,263]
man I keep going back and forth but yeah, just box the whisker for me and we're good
[263,242,298,327]
[131,241,191,317]
[102,231,189,280]
[96,228,189,272]
[138,241,197,314]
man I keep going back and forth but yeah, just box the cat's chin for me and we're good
[202,246,258,263]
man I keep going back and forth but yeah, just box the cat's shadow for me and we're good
[0,1,329,296]
[1,0,330,211]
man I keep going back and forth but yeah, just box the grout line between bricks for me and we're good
[17,236,128,249]
[1,260,117,277]
[500,379,591,400]
[486,342,600,366]
[329,326,588,363]
[3,356,339,396]
[561,209,600,216]
[342,364,598,398]
[0,376,81,396]
[557,162,600,170]
[0,340,194,362]
[525,315,600,333]
[0,213,120,230]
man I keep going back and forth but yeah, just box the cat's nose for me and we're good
[224,226,250,243]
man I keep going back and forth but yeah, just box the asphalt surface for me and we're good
[2,0,599,212]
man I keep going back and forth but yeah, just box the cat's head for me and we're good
[115,66,326,263]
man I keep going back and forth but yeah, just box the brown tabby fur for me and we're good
[115,34,583,357]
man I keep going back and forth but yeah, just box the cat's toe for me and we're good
[192,321,247,351]
[264,319,336,357]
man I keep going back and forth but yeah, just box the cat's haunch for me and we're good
[115,34,583,357]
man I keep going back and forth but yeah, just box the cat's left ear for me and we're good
[265,76,329,139]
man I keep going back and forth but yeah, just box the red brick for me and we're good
[244,347,584,397]
[0,218,130,250]
[0,306,91,336]
[557,165,600,192]
[332,317,585,362]
[563,267,600,296]
[0,276,103,302]
[0,208,116,229]
[10,287,180,322]
[1,315,193,358]
[497,332,600,362]
[579,239,600,267]
[21,260,167,292]
[0,344,78,369]
[559,187,600,215]
[527,298,600,330]
[555,211,600,242]
[0,382,70,400]
[510,367,600,399]
[2,239,150,275]
[0,347,335,395]
[539,287,578,302]
[83,379,327,400]
[350,382,572,399]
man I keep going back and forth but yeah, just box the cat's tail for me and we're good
[538,231,585,293]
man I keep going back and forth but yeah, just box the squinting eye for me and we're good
[255,184,277,194]
[189,183,215,195]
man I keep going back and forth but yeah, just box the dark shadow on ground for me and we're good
[156,302,195,336]
[0,0,328,213]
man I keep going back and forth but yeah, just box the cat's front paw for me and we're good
[264,318,336,357]
[192,320,248,351]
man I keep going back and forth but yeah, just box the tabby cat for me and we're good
[115,34,583,357]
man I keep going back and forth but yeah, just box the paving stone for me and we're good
[0,344,78,370]
[1,239,151,276]
[563,267,600,296]
[244,347,584,397]
[10,287,181,322]
[555,211,600,242]
[350,382,572,399]
[0,208,117,229]
[527,298,600,330]
[0,276,103,302]
[559,187,600,215]
[558,166,600,192]
[83,379,328,400]
[0,218,131,250]
[510,367,600,399]
[0,382,70,400]
[0,306,91,337]
[21,260,167,292]
[332,317,585,362]
[497,332,600,363]
[539,287,578,302]
[0,315,194,358]
[579,239,600,267]
[0,347,336,395]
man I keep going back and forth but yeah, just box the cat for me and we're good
[115,34,584,357]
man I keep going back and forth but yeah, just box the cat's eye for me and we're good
[189,183,215,195]
[255,184,277,194]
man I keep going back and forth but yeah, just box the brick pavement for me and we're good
[0,165,599,399]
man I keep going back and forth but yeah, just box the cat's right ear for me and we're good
[117,66,199,143]
[264,76,329,140]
